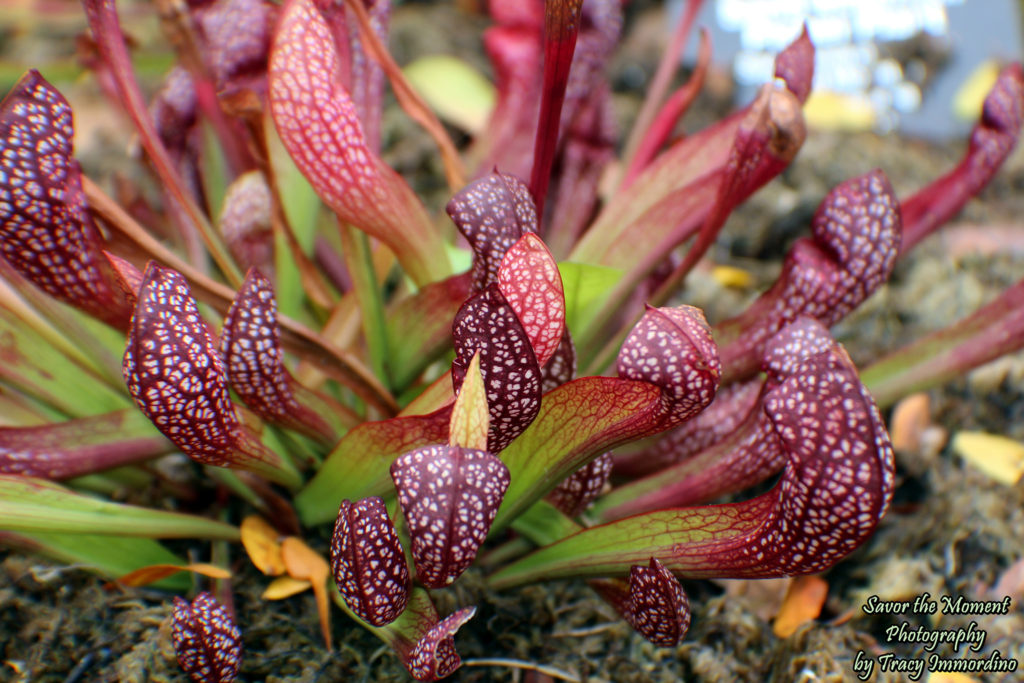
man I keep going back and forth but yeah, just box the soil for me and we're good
[2,2,1024,682]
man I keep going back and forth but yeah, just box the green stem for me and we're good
[508,500,582,547]
[338,222,391,389]
[861,277,1024,409]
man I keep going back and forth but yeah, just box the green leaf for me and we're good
[445,244,474,275]
[340,223,391,387]
[265,115,321,321]
[0,386,56,426]
[67,467,154,496]
[508,500,581,547]
[0,308,130,417]
[492,377,661,532]
[557,261,622,336]
[0,530,191,590]
[296,410,450,526]
[490,504,767,590]
[448,351,488,450]
[0,475,240,540]
[272,224,307,322]
[1,270,130,392]
[385,273,473,393]
[265,114,321,256]
[200,119,229,222]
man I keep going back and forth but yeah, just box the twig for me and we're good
[461,658,582,682]
[551,622,621,638]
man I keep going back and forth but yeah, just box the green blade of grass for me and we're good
[0,475,239,540]
[0,530,191,591]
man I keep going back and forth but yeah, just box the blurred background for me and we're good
[671,0,1024,138]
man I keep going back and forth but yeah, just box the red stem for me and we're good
[619,0,705,179]
[528,0,584,223]
[82,0,242,285]
[622,29,711,189]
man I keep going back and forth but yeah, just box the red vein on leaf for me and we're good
[391,445,510,588]
[0,71,134,329]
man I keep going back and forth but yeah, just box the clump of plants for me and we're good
[1,0,1022,680]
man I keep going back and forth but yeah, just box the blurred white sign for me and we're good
[674,0,1022,137]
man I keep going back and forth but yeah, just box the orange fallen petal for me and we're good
[241,515,286,576]
[281,537,332,650]
[262,575,312,600]
[309,580,333,651]
[828,605,857,627]
[281,536,329,583]
[109,563,231,588]
[772,575,829,638]
[890,393,931,453]
[992,557,1024,601]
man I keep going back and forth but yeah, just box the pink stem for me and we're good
[622,29,711,189]
[619,0,705,177]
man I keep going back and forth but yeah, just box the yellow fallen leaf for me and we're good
[953,60,1000,123]
[772,575,828,638]
[711,265,753,289]
[404,55,495,134]
[449,350,488,451]
[803,90,876,131]
[951,431,1024,485]
[241,515,286,576]
[262,575,312,600]
[281,537,332,651]
[109,562,230,588]
[890,393,931,453]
